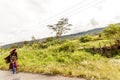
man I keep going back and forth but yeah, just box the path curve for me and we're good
[0,70,85,80]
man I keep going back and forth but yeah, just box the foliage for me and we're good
[103,24,120,39]
[45,39,59,46]
[31,43,48,49]
[57,42,77,52]
[79,34,92,43]
[47,18,72,38]
[45,37,54,42]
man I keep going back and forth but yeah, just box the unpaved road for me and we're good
[0,70,85,80]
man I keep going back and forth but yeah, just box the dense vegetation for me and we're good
[0,23,120,80]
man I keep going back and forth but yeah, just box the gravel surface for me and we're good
[0,70,85,80]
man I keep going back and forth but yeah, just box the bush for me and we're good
[31,43,48,49]
[46,39,59,46]
[92,35,103,41]
[46,39,68,46]
[58,42,77,52]
[39,43,48,48]
[103,24,120,39]
[46,37,54,42]
[79,34,92,43]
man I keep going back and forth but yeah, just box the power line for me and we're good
[38,0,86,22]
[39,0,98,25]
[67,0,105,17]
[39,0,106,28]
[49,0,102,20]
[44,0,87,20]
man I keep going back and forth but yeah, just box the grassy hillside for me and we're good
[0,24,120,80]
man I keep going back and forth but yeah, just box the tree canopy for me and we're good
[47,18,72,38]
[103,24,120,39]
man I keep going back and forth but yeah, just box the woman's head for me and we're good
[12,48,16,52]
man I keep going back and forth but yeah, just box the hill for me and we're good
[1,27,104,48]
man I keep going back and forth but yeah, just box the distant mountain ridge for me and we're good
[61,27,104,39]
[1,27,104,48]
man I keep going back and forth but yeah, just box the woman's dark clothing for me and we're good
[4,51,18,63]
[10,51,18,58]
[9,61,18,69]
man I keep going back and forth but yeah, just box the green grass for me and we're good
[0,38,120,80]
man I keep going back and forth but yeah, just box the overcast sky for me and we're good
[0,0,120,45]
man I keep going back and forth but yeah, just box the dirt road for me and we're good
[0,70,85,80]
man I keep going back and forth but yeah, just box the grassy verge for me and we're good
[0,39,120,80]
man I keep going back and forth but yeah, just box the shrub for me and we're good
[103,24,120,39]
[79,34,92,43]
[31,43,48,49]
[46,39,59,46]
[58,42,77,52]
[92,35,103,41]
[46,39,68,46]
[46,37,54,42]
[39,43,48,48]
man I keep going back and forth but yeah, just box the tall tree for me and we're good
[47,18,72,38]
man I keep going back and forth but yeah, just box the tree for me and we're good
[31,35,36,41]
[103,24,120,39]
[47,18,72,38]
